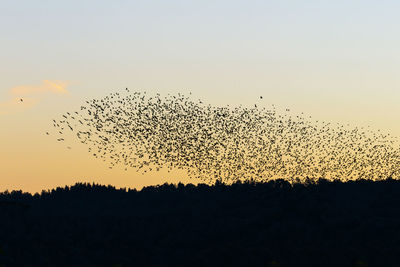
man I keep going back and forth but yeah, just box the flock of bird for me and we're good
[49,88,400,183]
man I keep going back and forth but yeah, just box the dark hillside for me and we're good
[1,178,400,267]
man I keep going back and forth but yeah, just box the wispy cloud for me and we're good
[10,80,69,96]
[0,80,69,115]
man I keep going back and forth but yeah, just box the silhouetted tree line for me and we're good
[0,178,400,267]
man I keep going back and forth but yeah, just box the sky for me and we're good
[1,0,400,193]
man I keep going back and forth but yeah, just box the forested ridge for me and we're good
[1,178,400,267]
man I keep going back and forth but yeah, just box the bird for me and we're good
[50,87,400,184]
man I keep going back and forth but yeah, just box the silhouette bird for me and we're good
[50,89,400,183]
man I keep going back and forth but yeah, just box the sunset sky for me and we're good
[2,1,400,193]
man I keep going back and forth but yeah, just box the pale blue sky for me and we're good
[2,1,400,110]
